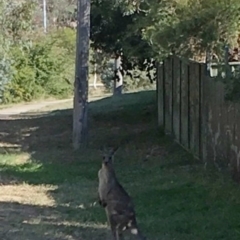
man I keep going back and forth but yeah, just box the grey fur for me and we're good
[98,147,146,240]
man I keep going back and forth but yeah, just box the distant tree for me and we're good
[90,0,156,95]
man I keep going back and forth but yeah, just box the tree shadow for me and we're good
[0,201,107,240]
[0,90,157,162]
[0,90,158,185]
[0,90,157,239]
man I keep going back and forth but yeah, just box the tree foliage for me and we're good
[1,0,240,103]
[91,0,156,86]
[142,0,240,60]
[92,0,240,62]
[0,0,75,103]
[0,1,38,103]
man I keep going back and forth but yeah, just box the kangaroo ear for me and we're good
[110,146,119,155]
[99,146,106,153]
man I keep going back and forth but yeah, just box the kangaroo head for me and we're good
[99,147,119,181]
[101,146,118,166]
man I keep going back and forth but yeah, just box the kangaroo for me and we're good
[98,147,146,240]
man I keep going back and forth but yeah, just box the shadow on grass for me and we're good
[0,90,164,239]
[0,90,159,162]
[2,90,240,240]
[0,201,107,240]
[0,90,158,156]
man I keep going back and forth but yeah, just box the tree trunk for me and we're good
[113,53,123,95]
[73,0,90,150]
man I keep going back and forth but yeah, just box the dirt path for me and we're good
[0,94,111,119]
[0,99,72,116]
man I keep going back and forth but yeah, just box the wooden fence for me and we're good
[157,56,240,180]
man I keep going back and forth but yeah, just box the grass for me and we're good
[0,90,240,239]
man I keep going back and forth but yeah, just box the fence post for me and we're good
[200,64,207,164]
[172,56,181,142]
[180,60,189,148]
[157,61,164,126]
[188,62,201,157]
[164,57,173,134]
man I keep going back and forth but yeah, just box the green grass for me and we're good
[0,90,240,240]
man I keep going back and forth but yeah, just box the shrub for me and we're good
[2,29,76,103]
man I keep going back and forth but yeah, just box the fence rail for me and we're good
[157,56,240,181]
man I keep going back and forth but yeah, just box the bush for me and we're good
[2,29,76,103]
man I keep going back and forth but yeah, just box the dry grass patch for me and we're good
[0,184,56,206]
